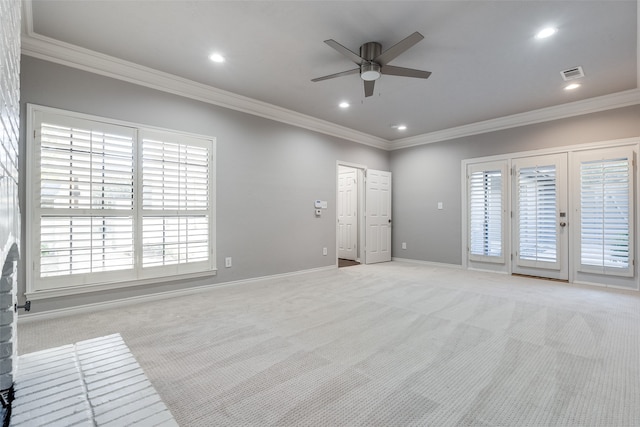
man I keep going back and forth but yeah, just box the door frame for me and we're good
[511,153,569,280]
[336,161,366,265]
[461,136,640,290]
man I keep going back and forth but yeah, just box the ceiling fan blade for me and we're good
[374,32,424,66]
[311,68,359,82]
[364,80,375,97]
[324,39,363,64]
[381,65,432,79]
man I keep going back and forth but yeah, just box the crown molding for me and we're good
[390,88,640,150]
[20,32,391,151]
[20,0,640,153]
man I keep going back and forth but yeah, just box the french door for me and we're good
[512,153,568,280]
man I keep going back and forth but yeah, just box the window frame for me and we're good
[26,104,217,299]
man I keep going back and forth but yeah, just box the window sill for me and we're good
[26,269,218,301]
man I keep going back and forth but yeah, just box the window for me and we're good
[28,106,216,294]
[468,161,507,263]
[576,148,634,277]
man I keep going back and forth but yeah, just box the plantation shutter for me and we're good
[578,148,634,277]
[518,164,557,264]
[468,161,507,263]
[36,113,136,280]
[30,106,216,294]
[140,131,212,272]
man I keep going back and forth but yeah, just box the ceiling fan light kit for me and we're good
[312,32,432,97]
[360,63,381,81]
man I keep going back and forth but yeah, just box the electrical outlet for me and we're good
[322,247,327,256]
[402,242,407,249]
[225,257,232,268]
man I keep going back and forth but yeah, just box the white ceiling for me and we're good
[24,1,639,144]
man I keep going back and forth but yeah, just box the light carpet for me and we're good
[18,262,640,426]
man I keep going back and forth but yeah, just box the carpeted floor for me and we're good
[18,262,640,426]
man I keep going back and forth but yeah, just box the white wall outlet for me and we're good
[322,247,328,256]
[437,202,443,210]
[225,257,232,268]
[402,242,407,249]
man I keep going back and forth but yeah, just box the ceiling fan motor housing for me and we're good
[360,41,381,60]
[360,42,382,80]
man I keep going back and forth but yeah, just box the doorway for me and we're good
[465,141,638,289]
[337,163,393,266]
[338,165,362,266]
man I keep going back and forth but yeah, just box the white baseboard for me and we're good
[571,280,639,292]
[18,265,337,323]
[391,258,463,269]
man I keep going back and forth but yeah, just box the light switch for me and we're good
[437,202,443,210]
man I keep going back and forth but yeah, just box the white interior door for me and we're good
[338,166,358,260]
[512,153,568,280]
[366,169,392,264]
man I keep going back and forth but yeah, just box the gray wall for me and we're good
[390,104,640,265]
[19,55,640,312]
[19,56,390,312]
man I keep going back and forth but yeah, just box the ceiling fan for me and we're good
[311,31,432,97]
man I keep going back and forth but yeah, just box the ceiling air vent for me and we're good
[561,66,584,81]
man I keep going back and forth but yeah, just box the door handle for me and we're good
[559,222,566,227]
[388,219,392,224]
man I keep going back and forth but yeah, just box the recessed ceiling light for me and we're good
[339,101,350,109]
[564,83,581,91]
[535,27,557,39]
[396,125,407,131]
[209,53,225,63]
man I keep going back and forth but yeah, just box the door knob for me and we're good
[559,222,566,227]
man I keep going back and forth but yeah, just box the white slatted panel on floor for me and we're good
[12,334,177,426]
